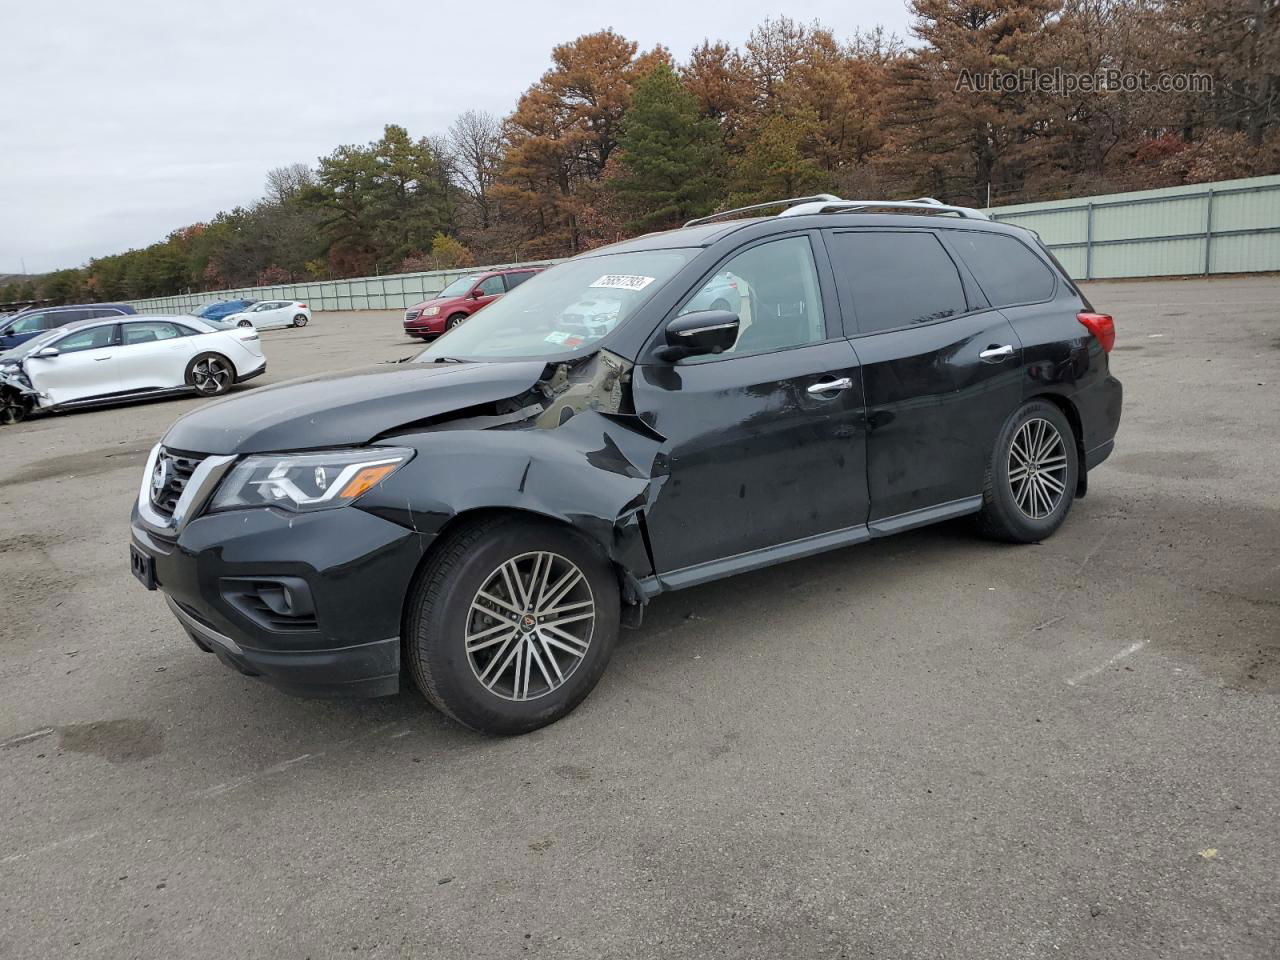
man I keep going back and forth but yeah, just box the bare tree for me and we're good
[448,110,504,228]
[264,163,316,204]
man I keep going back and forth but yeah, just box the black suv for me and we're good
[130,196,1122,735]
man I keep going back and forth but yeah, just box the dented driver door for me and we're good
[631,233,870,586]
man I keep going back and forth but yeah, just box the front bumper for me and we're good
[131,502,429,698]
[403,315,444,336]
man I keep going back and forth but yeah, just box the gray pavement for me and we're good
[0,278,1277,959]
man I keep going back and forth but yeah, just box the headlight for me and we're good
[423,306,440,317]
[209,447,413,513]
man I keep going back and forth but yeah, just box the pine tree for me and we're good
[611,63,725,230]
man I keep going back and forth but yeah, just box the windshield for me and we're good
[417,250,695,360]
[434,275,483,300]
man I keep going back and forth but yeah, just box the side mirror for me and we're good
[661,310,739,360]
[470,289,484,299]
[34,346,60,359]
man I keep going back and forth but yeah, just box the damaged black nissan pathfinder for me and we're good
[130,196,1122,735]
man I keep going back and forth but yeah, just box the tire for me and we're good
[1,389,31,425]
[237,319,252,328]
[185,352,235,397]
[446,313,468,331]
[292,314,308,328]
[405,515,620,735]
[978,399,1079,543]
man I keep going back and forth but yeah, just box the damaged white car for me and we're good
[0,315,266,424]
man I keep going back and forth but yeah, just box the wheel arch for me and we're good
[396,504,650,652]
[1029,391,1088,497]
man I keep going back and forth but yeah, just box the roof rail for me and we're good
[778,196,990,220]
[684,195,842,228]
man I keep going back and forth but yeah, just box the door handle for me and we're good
[807,377,853,396]
[979,344,1015,362]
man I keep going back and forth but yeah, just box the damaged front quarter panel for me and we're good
[360,350,669,614]
[0,362,42,422]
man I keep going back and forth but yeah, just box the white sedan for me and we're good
[0,315,266,424]
[220,300,311,330]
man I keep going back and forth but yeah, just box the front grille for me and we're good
[150,448,206,519]
[404,309,421,322]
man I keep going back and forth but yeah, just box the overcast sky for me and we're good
[2,0,914,274]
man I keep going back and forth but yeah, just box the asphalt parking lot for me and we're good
[1,276,1277,959]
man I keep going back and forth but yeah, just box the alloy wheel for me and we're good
[192,357,231,395]
[465,551,595,702]
[1008,417,1068,520]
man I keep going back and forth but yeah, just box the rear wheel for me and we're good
[185,352,234,397]
[978,399,1078,543]
[446,313,467,331]
[0,389,31,425]
[292,314,308,327]
[405,515,619,735]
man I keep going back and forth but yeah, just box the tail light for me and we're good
[297,303,307,309]
[1077,312,1115,353]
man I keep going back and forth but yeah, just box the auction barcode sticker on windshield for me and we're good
[590,274,655,291]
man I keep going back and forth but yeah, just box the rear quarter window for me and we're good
[948,231,1057,306]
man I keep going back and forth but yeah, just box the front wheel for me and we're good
[446,313,467,331]
[237,319,252,328]
[292,314,308,327]
[977,399,1078,543]
[186,352,234,397]
[405,515,620,735]
[1,389,32,425]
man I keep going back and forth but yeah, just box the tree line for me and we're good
[9,0,1277,305]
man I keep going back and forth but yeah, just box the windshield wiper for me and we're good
[430,356,466,364]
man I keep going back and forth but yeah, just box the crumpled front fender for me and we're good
[359,409,669,595]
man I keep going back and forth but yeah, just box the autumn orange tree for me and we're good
[495,30,669,256]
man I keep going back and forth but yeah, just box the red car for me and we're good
[403,267,543,339]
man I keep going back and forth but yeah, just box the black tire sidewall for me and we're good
[985,400,1079,542]
[447,313,467,329]
[293,314,308,327]
[409,519,620,734]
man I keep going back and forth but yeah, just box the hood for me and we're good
[162,359,548,455]
[412,296,460,311]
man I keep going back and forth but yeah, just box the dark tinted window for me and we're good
[949,231,1056,306]
[88,307,124,318]
[828,231,968,333]
[505,271,536,289]
[54,309,91,324]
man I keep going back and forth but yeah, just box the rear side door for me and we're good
[632,232,869,582]
[114,320,195,392]
[824,228,1024,524]
[24,323,121,404]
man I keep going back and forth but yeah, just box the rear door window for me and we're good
[505,272,536,290]
[122,321,185,345]
[947,231,1056,306]
[826,231,969,334]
